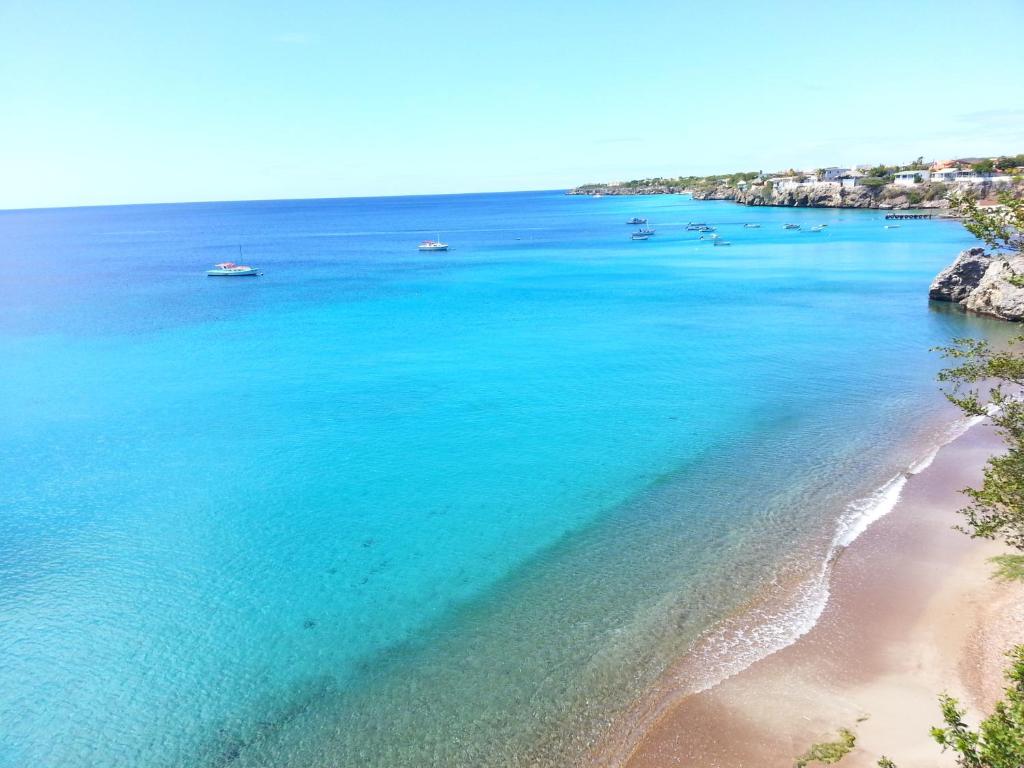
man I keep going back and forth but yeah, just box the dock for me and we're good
[884,212,933,220]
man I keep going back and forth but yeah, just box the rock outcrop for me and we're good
[930,248,1024,321]
[692,181,954,210]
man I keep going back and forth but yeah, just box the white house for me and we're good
[893,170,931,186]
[931,168,963,183]
[818,167,850,182]
[768,176,803,191]
[931,168,992,184]
[839,170,865,188]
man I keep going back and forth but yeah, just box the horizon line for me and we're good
[0,186,570,215]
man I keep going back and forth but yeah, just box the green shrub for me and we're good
[795,728,856,767]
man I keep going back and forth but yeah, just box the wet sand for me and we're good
[619,424,1023,768]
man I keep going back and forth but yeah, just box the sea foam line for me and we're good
[686,411,987,696]
[603,411,989,767]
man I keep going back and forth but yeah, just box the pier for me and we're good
[884,212,934,220]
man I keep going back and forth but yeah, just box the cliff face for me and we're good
[570,179,1013,210]
[930,248,1024,321]
[731,183,876,208]
[692,182,953,210]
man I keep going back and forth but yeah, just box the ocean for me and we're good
[0,190,1010,767]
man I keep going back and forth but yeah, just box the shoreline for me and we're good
[592,419,1021,768]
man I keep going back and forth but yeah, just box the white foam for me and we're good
[674,410,989,698]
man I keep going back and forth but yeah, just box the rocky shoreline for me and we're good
[568,179,1019,212]
[692,180,955,210]
[930,247,1024,321]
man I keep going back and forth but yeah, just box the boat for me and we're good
[627,217,647,225]
[418,237,449,251]
[713,240,732,246]
[697,225,715,232]
[686,222,707,231]
[744,223,761,228]
[630,233,650,241]
[784,223,801,230]
[808,225,826,232]
[206,261,260,276]
[635,227,655,236]
[884,224,900,229]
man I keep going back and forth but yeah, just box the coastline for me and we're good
[595,420,1022,768]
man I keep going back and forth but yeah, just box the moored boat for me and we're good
[206,262,260,276]
[627,217,647,225]
[744,223,761,228]
[630,233,650,241]
[418,238,449,251]
[784,223,801,230]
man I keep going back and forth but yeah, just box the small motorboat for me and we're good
[685,222,706,231]
[885,224,900,229]
[207,262,260,276]
[418,238,449,251]
[744,223,761,228]
[630,233,650,241]
[808,225,826,232]
[635,227,655,236]
[713,240,732,246]
[627,217,647,225]
[784,223,801,230]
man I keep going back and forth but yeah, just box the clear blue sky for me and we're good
[2,0,1022,209]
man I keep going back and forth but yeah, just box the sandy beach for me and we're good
[616,423,1023,768]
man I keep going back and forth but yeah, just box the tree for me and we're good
[972,158,996,174]
[936,335,1024,549]
[950,189,1024,254]
[931,646,1024,767]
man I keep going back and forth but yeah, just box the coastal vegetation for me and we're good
[953,189,1024,254]
[935,190,1024,547]
[795,728,857,768]
[877,646,1024,768]
[989,553,1024,582]
[873,191,1024,768]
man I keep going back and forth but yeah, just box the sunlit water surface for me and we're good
[0,191,1010,766]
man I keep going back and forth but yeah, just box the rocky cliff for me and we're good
[929,248,1024,321]
[692,181,954,210]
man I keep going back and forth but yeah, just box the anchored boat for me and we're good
[207,261,260,276]
[418,237,449,252]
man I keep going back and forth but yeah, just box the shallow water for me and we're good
[0,192,1011,766]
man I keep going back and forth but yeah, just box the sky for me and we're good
[1,0,1023,209]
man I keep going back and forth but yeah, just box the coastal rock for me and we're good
[963,255,1024,321]
[695,182,886,209]
[930,248,1024,321]
[929,248,991,303]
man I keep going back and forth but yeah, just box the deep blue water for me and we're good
[0,191,1008,766]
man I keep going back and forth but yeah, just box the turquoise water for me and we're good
[0,192,1008,766]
